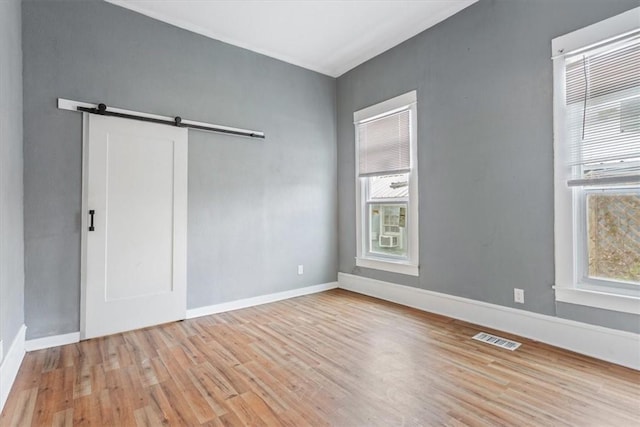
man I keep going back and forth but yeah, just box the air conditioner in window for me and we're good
[379,234,399,248]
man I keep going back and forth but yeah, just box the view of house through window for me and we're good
[369,204,407,256]
[366,173,409,257]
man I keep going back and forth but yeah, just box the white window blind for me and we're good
[565,34,640,186]
[358,109,411,177]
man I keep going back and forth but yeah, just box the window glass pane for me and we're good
[369,203,408,258]
[587,191,640,284]
[368,174,409,200]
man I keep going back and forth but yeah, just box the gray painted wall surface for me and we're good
[336,0,640,333]
[22,0,337,339]
[0,0,25,358]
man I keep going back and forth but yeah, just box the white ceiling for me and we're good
[105,0,477,77]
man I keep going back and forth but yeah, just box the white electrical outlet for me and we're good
[297,265,304,275]
[514,288,524,304]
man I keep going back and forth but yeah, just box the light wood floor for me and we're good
[1,289,639,426]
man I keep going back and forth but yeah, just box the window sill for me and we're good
[554,287,640,315]
[355,257,419,276]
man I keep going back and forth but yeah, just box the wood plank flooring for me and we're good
[1,289,639,426]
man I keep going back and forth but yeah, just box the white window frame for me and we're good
[354,91,419,276]
[552,7,640,315]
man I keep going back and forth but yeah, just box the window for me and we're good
[552,7,640,314]
[354,91,419,276]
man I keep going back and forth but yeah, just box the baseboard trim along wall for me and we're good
[186,282,339,319]
[0,324,26,414]
[25,331,81,352]
[17,282,339,355]
[338,272,640,370]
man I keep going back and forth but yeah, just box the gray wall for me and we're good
[20,0,639,340]
[22,0,337,339]
[337,0,640,333]
[0,0,25,358]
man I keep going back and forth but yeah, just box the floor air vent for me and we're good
[472,332,521,351]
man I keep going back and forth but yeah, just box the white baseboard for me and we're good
[338,273,640,370]
[25,332,80,352]
[21,283,338,351]
[0,324,26,414]
[186,281,338,319]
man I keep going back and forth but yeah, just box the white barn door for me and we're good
[82,114,188,339]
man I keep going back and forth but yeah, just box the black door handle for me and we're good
[89,210,95,231]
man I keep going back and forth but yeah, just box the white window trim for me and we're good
[552,7,640,315]
[354,90,419,276]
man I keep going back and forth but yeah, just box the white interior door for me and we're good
[83,114,188,339]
